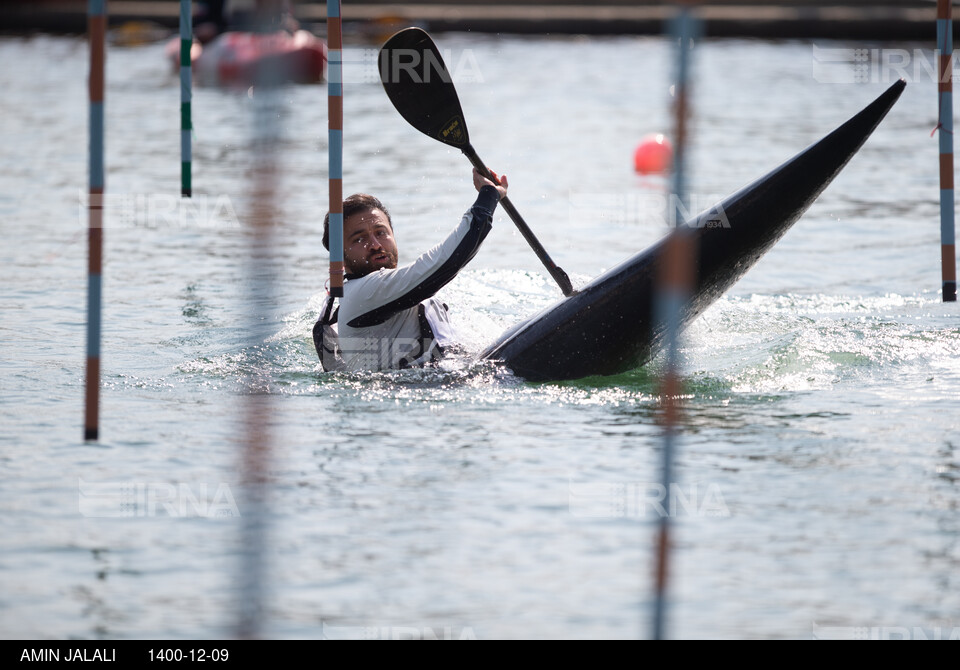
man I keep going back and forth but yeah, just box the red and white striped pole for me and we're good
[937,0,957,302]
[85,0,106,441]
[327,0,344,297]
[236,7,284,640]
[652,1,700,640]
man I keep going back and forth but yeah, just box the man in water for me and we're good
[314,167,508,371]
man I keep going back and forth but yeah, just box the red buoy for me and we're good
[633,134,673,175]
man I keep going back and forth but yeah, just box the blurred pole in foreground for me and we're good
[937,0,957,301]
[236,13,284,641]
[181,0,193,197]
[327,0,344,297]
[85,0,106,441]
[652,1,700,641]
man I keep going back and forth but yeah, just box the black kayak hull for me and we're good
[478,79,906,382]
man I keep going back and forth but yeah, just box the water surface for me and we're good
[0,31,958,640]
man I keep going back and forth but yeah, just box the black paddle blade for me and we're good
[378,27,470,149]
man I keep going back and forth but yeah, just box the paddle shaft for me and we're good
[462,145,574,296]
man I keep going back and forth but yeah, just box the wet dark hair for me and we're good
[322,194,392,250]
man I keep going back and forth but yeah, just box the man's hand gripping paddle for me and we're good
[378,27,575,297]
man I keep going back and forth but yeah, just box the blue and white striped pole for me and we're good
[938,0,957,301]
[180,0,193,197]
[85,0,106,441]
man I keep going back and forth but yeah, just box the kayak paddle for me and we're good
[378,27,575,297]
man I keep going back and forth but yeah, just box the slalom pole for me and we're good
[937,0,957,302]
[85,0,106,441]
[652,2,700,640]
[180,0,193,197]
[236,14,283,642]
[327,0,344,297]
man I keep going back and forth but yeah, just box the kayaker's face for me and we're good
[343,208,398,276]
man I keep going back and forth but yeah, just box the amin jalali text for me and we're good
[19,646,231,663]
[20,648,116,662]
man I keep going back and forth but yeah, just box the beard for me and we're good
[347,248,398,276]
[367,248,398,269]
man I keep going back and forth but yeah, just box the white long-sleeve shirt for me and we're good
[314,186,500,371]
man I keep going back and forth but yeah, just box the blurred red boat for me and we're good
[166,29,327,87]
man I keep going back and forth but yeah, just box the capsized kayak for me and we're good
[166,29,327,87]
[478,79,907,383]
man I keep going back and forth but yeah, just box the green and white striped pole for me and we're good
[180,0,193,197]
[85,0,106,441]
